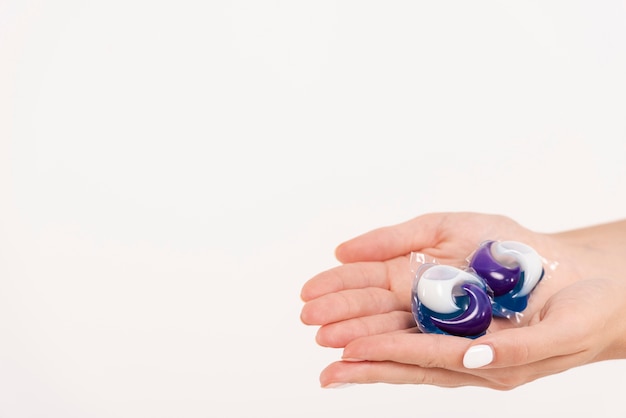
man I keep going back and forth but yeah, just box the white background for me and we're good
[1,1,626,417]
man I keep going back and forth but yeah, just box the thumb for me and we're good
[462,321,584,369]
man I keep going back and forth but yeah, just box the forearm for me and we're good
[550,219,626,282]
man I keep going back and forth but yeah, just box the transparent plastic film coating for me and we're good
[410,253,492,339]
[410,240,556,338]
[467,240,553,322]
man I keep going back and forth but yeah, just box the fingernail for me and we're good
[463,344,494,369]
[341,357,365,362]
[323,382,355,389]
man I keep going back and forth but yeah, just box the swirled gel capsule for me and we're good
[469,240,544,318]
[411,264,492,338]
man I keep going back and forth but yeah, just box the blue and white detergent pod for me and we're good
[411,240,545,338]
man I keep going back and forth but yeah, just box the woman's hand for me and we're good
[300,212,579,348]
[300,212,626,388]
[318,278,626,389]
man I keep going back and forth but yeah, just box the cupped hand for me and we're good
[318,278,626,389]
[300,212,580,349]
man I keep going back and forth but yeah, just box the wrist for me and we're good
[549,220,626,283]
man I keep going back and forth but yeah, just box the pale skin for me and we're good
[300,212,626,390]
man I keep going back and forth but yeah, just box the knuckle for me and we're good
[492,371,526,390]
[421,338,448,369]
[511,343,531,365]
[415,370,437,386]
[497,337,531,366]
[316,325,343,348]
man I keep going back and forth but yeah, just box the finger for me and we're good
[473,349,593,389]
[341,332,472,370]
[464,279,626,370]
[335,214,444,263]
[300,287,406,326]
[462,321,587,370]
[320,360,496,389]
[300,261,390,302]
[335,330,591,390]
[328,330,591,389]
[301,256,411,302]
[315,311,416,348]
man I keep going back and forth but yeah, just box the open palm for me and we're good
[301,212,580,348]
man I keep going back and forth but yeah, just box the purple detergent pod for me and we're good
[411,264,492,339]
[469,240,544,318]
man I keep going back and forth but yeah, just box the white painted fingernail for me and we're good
[463,344,494,369]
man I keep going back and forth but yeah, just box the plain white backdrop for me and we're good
[1,1,626,416]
